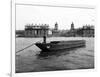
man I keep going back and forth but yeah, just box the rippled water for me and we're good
[15,37,94,73]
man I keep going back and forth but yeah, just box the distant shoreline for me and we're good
[16,36,94,38]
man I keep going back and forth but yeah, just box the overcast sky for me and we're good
[16,5,95,30]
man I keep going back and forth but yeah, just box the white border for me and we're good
[11,0,96,77]
[11,0,16,76]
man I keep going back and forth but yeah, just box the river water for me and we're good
[15,37,94,73]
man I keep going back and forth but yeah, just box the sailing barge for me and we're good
[35,36,86,52]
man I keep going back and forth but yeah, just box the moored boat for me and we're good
[35,38,86,52]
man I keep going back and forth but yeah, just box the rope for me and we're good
[16,40,42,53]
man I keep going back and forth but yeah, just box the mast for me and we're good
[43,28,46,43]
[43,35,46,43]
[42,24,49,43]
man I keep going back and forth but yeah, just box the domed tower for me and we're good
[54,22,58,30]
[71,22,74,30]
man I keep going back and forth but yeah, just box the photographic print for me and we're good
[15,3,95,73]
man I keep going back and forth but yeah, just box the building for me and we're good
[65,22,76,37]
[75,25,94,37]
[82,25,94,37]
[24,24,49,37]
[16,22,94,37]
[52,22,61,36]
[65,23,94,37]
[54,22,58,30]
[71,22,74,30]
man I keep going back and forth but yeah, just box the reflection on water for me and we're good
[15,37,94,73]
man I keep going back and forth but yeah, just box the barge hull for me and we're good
[35,40,86,52]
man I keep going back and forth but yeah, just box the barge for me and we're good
[35,36,86,52]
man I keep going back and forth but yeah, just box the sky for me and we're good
[16,4,95,30]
